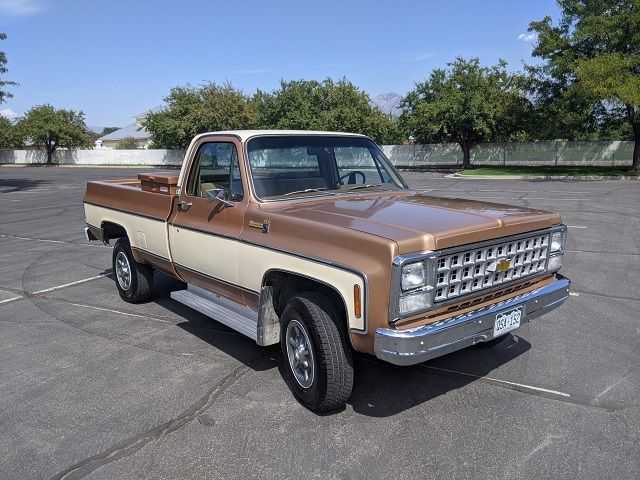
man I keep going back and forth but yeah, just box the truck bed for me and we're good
[84,173,178,222]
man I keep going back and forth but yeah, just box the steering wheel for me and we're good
[340,171,366,185]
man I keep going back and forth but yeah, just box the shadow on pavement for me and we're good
[0,178,51,193]
[348,335,530,417]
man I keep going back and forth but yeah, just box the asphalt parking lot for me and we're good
[1,166,639,480]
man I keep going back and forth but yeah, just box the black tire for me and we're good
[112,238,153,303]
[279,292,354,413]
[476,333,510,348]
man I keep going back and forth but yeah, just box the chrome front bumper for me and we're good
[374,275,571,366]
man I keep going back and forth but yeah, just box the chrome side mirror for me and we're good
[205,188,234,208]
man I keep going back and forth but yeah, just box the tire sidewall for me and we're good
[280,299,326,408]
[113,240,139,301]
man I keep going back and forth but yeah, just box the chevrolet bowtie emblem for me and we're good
[496,258,512,272]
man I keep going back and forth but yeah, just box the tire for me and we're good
[112,238,153,303]
[279,292,354,413]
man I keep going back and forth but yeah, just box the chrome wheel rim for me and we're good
[285,319,315,389]
[115,251,132,291]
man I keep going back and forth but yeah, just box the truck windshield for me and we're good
[246,135,406,200]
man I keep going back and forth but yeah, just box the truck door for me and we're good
[168,137,250,306]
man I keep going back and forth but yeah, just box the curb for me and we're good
[446,173,640,181]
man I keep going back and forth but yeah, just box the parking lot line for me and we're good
[423,365,571,398]
[0,295,22,305]
[65,302,174,324]
[32,273,111,295]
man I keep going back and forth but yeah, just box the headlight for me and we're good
[401,262,426,291]
[550,231,564,253]
[399,290,431,315]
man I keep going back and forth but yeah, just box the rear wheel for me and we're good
[280,292,354,413]
[112,238,153,303]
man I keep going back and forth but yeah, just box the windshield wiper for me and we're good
[346,183,384,192]
[281,187,331,197]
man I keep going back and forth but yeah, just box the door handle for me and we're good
[177,200,192,211]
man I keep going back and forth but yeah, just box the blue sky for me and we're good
[0,0,560,128]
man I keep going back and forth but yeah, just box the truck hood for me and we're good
[269,191,561,253]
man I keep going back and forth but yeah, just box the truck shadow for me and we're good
[348,336,531,417]
[152,273,531,416]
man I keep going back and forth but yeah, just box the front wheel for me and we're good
[112,238,154,303]
[280,293,354,413]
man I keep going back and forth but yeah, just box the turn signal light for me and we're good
[354,284,362,319]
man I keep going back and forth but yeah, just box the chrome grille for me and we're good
[433,233,550,303]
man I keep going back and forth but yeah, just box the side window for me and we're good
[187,142,244,200]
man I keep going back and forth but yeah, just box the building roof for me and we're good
[99,122,151,141]
[193,130,368,142]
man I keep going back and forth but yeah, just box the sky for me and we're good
[0,0,561,128]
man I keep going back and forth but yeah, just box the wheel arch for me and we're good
[261,268,350,333]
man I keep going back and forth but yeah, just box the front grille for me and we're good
[433,232,550,303]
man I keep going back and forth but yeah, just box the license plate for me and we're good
[493,306,523,337]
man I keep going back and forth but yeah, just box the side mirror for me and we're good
[205,188,234,208]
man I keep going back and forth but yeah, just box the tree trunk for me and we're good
[461,142,472,169]
[633,123,640,172]
[627,106,639,172]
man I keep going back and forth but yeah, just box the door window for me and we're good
[187,142,244,201]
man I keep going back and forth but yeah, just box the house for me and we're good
[96,115,152,149]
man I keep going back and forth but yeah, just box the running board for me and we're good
[170,284,258,341]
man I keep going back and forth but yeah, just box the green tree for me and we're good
[401,58,531,168]
[16,105,92,163]
[254,78,403,144]
[115,137,138,149]
[529,0,640,169]
[0,115,19,148]
[1,33,17,104]
[142,82,256,149]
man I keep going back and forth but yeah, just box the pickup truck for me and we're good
[84,130,571,412]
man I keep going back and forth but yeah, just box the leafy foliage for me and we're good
[529,0,640,169]
[16,105,92,163]
[0,32,17,104]
[0,115,19,148]
[142,82,256,149]
[254,79,403,144]
[401,58,531,167]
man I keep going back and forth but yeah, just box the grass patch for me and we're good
[460,166,638,177]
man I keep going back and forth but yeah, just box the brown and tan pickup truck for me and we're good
[84,130,570,412]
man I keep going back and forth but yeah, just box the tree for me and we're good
[115,137,138,149]
[16,105,92,163]
[401,58,531,168]
[0,115,19,148]
[1,33,17,104]
[529,0,640,170]
[254,79,403,144]
[142,82,256,149]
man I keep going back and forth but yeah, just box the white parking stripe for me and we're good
[32,273,110,295]
[66,302,173,324]
[0,296,22,305]
[423,365,571,398]
[567,225,588,229]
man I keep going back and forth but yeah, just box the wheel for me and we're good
[339,171,366,184]
[280,292,354,412]
[476,333,510,348]
[112,238,153,303]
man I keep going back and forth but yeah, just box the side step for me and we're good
[170,284,258,341]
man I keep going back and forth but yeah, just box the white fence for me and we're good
[0,140,634,168]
